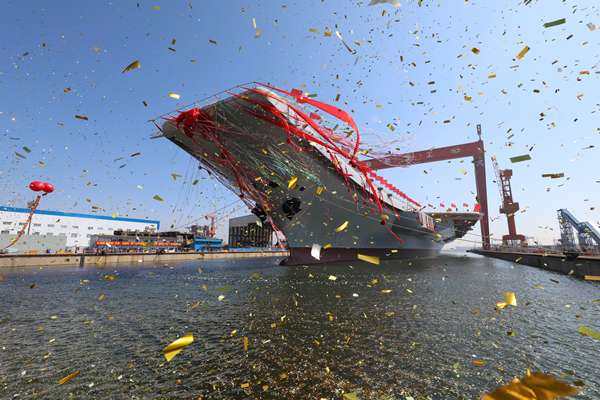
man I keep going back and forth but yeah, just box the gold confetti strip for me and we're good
[163,334,194,362]
[63,88,71,93]
[153,6,160,10]
[471,47,480,55]
[535,284,545,290]
[59,371,80,385]
[99,295,104,300]
[334,221,348,232]
[244,336,248,351]
[287,176,298,189]
[482,371,577,400]
[504,292,517,306]
[497,302,507,309]
[24,356,37,366]
[169,93,180,99]
[153,195,166,203]
[516,46,530,60]
[209,39,217,44]
[584,275,600,281]
[542,173,564,179]
[75,115,88,120]
[29,284,37,289]
[328,275,337,281]
[122,60,141,73]
[249,273,259,279]
[358,254,379,264]
[473,361,483,366]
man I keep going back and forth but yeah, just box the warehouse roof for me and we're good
[0,206,160,229]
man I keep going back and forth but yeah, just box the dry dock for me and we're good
[0,250,289,269]
[469,248,600,278]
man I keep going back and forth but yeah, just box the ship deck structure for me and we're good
[153,83,482,265]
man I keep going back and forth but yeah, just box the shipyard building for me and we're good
[228,214,273,249]
[0,206,159,252]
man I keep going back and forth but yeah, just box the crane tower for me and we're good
[491,156,527,246]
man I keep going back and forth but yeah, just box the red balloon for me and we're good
[29,181,44,192]
[42,183,54,194]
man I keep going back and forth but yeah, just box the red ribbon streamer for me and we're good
[0,196,41,252]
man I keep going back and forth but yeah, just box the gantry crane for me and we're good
[557,209,600,252]
[491,155,527,246]
[360,124,491,249]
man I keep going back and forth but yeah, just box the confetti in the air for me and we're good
[163,334,194,362]
[122,60,141,73]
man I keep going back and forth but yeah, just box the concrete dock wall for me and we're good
[470,249,600,278]
[0,250,289,269]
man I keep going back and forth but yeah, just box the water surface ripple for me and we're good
[1,252,599,399]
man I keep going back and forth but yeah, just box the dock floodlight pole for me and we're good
[360,124,490,249]
[491,156,527,246]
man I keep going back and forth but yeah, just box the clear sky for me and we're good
[1,0,599,246]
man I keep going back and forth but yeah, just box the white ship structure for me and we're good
[153,83,481,265]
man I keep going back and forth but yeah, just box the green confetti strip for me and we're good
[579,325,600,340]
[215,286,231,292]
[544,18,566,28]
[510,154,531,163]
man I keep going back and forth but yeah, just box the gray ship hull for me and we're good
[157,85,481,265]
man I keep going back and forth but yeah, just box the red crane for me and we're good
[359,124,491,249]
[205,215,217,239]
[491,156,527,246]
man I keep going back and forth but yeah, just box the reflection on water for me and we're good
[1,252,599,399]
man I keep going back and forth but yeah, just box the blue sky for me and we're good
[1,0,599,246]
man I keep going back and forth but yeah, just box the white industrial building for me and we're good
[0,206,160,251]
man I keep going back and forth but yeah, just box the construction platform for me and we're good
[469,248,600,279]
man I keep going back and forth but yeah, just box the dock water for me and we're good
[470,249,600,278]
